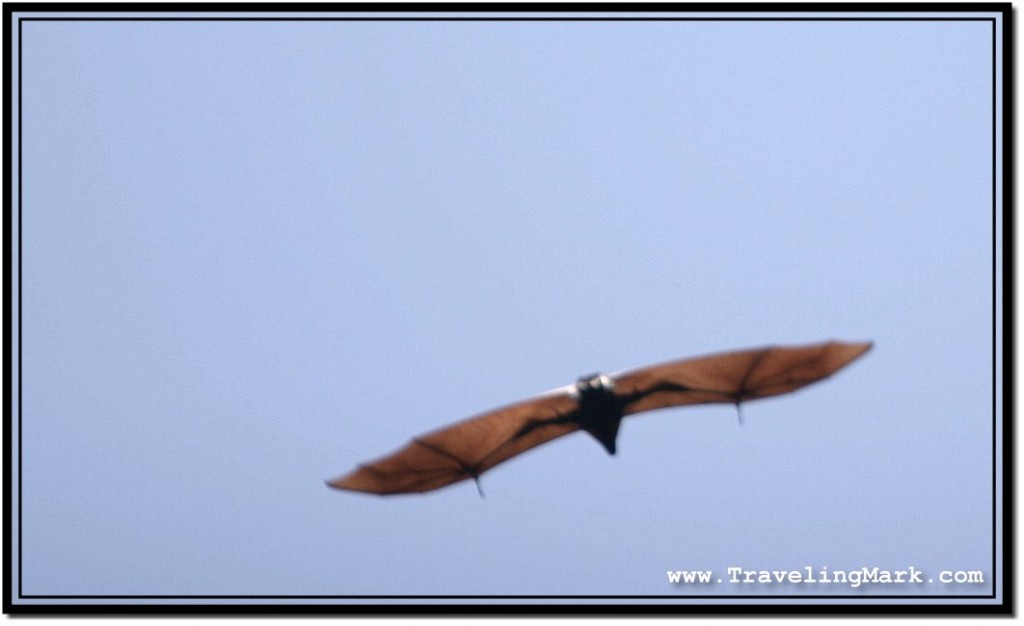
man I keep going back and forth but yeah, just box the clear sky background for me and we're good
[14,12,1003,604]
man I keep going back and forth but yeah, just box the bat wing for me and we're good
[327,389,581,495]
[612,340,872,416]
[329,341,872,496]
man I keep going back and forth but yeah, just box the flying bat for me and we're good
[327,340,872,496]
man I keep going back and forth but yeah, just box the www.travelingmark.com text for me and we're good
[666,566,984,588]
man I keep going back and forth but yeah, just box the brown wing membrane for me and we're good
[327,391,581,495]
[613,340,872,416]
[329,340,872,496]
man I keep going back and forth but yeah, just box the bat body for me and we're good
[328,340,872,496]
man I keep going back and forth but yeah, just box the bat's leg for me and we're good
[735,401,744,426]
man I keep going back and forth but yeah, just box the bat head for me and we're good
[570,373,616,401]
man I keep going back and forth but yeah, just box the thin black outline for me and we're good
[3,2,1012,615]
[0,1,1015,12]
[9,17,1007,21]
[1,1,11,617]
[1,0,1013,21]
[990,15,998,609]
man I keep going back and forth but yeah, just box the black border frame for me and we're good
[3,1,1014,616]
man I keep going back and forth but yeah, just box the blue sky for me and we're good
[13,11,1004,606]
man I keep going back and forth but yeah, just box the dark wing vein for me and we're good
[412,437,479,477]
[471,409,579,471]
[735,348,769,400]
